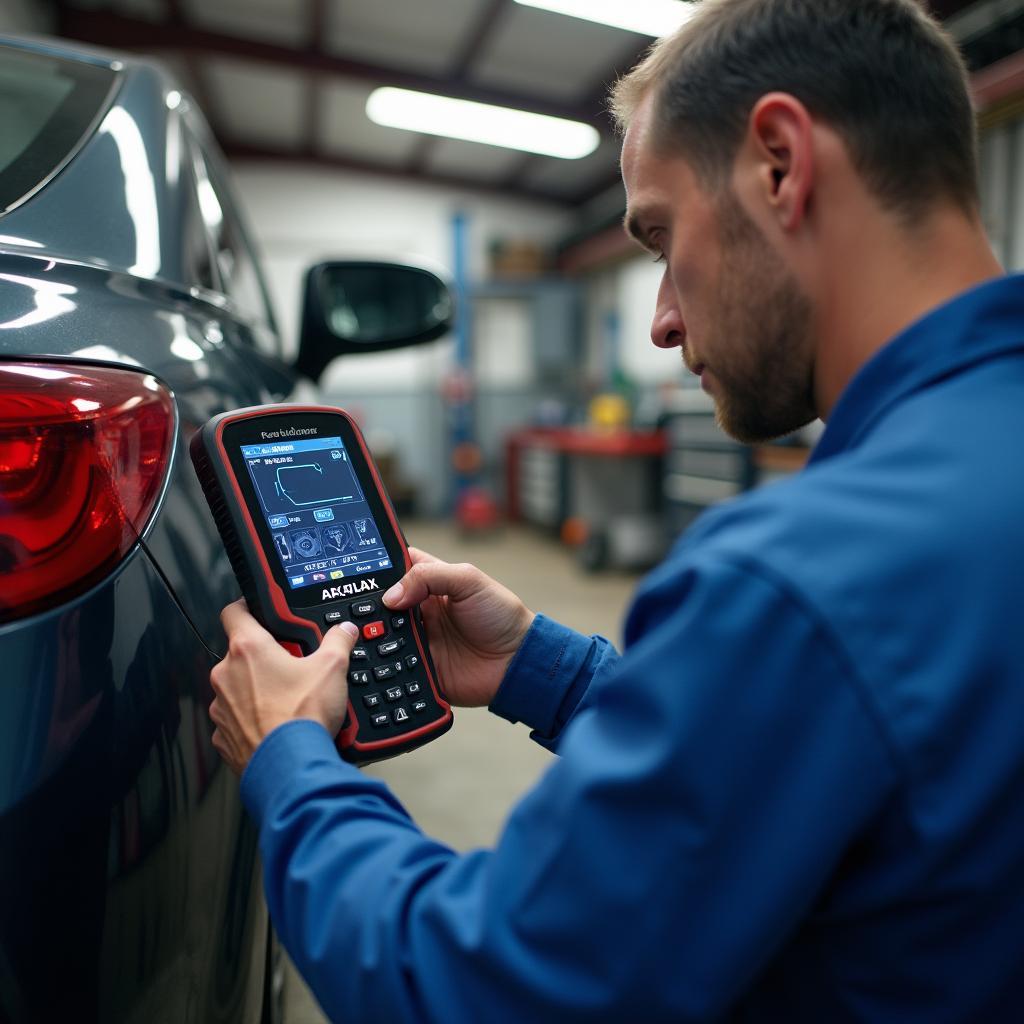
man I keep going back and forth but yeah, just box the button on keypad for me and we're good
[341,597,437,739]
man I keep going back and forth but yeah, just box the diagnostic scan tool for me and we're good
[191,404,452,764]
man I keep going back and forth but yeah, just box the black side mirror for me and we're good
[296,261,453,381]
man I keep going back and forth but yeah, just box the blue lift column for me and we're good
[447,210,497,529]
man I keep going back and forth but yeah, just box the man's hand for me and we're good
[209,599,359,774]
[382,548,535,708]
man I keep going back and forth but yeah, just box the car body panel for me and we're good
[0,253,289,649]
[2,37,206,292]
[0,550,266,1024]
[0,36,297,1023]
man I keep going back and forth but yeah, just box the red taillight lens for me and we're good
[0,362,175,624]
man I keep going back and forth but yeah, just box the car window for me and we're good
[0,45,117,214]
[181,146,218,294]
[187,132,280,342]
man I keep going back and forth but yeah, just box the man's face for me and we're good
[622,101,818,443]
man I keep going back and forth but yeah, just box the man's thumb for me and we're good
[317,620,359,664]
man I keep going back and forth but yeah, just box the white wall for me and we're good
[979,117,1024,271]
[584,110,1024,394]
[582,254,687,390]
[232,164,570,391]
[231,163,572,512]
[617,256,680,383]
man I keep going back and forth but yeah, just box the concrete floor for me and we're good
[282,520,643,1023]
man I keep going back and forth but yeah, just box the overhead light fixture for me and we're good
[513,0,695,37]
[366,88,601,160]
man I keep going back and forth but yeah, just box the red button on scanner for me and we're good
[362,620,386,640]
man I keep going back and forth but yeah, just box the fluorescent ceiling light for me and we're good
[514,0,695,37]
[366,88,600,160]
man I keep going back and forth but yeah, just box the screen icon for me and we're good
[323,523,354,556]
[290,576,305,586]
[313,507,335,522]
[330,570,345,580]
[330,450,343,460]
[269,515,289,529]
[288,527,322,559]
[312,571,328,582]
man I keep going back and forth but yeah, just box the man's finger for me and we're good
[408,547,442,566]
[383,559,483,609]
[221,599,272,645]
[313,620,359,666]
[219,597,246,627]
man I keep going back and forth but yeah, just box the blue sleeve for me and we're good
[241,556,897,1024]
[488,612,621,751]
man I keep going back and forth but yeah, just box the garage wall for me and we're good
[232,164,572,513]
[0,1,54,34]
[979,116,1024,271]
[581,115,1024,407]
[582,255,686,394]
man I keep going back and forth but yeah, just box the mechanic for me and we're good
[207,0,1024,1020]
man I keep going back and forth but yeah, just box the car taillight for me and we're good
[0,362,175,624]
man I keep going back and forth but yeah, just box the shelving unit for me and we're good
[661,389,753,532]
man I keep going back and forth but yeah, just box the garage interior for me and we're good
[4,1,1024,1019]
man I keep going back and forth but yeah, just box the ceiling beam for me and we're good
[54,7,608,130]
[572,168,624,209]
[160,0,221,137]
[500,151,540,190]
[307,0,328,49]
[449,0,509,77]
[303,0,329,155]
[972,46,1024,110]
[220,141,573,207]
[557,221,636,275]
[929,0,985,19]
[407,0,511,174]
[582,35,650,119]
[569,24,1023,213]
[304,75,324,158]
[405,134,437,175]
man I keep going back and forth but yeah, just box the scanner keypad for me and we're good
[322,598,443,742]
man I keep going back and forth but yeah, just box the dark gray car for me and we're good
[0,36,449,1023]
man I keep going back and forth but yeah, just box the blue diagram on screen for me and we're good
[275,460,352,507]
[240,436,392,589]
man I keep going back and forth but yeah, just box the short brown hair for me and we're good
[611,0,979,220]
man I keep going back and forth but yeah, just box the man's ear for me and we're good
[742,92,815,233]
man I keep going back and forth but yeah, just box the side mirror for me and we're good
[296,261,453,381]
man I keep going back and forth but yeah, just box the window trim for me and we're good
[0,46,121,216]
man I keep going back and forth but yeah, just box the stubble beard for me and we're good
[703,192,819,445]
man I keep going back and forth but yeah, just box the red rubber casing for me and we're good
[190,404,452,764]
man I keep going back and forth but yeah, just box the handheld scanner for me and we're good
[190,404,452,765]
